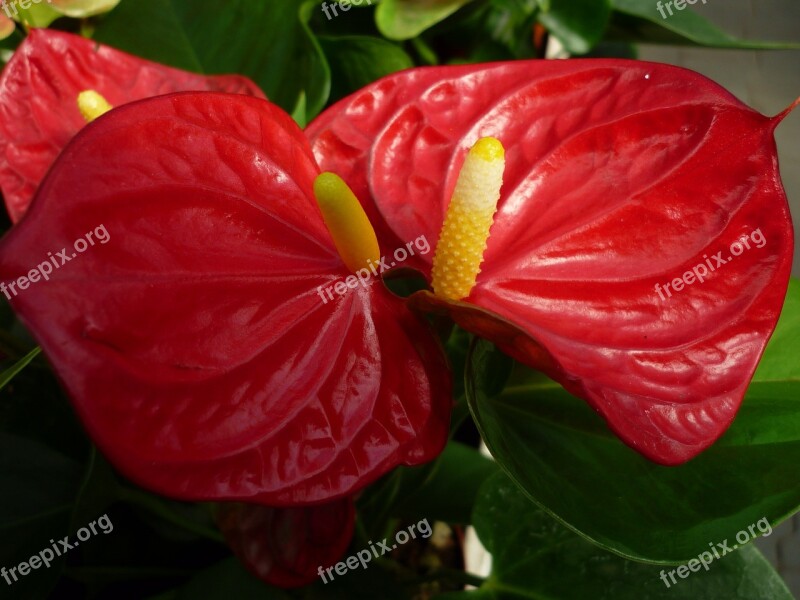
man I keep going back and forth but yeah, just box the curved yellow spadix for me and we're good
[77,90,113,123]
[313,172,380,273]
[431,137,505,300]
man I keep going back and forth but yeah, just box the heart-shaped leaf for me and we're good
[0,92,451,505]
[0,29,264,222]
[307,59,795,465]
[464,279,800,562]
[441,471,793,599]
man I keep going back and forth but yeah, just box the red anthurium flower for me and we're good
[217,497,355,588]
[307,60,795,465]
[0,58,794,516]
[0,92,451,505]
[0,29,265,223]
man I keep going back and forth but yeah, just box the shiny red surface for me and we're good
[308,60,794,464]
[0,93,451,504]
[0,29,264,223]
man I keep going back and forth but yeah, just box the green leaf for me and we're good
[443,471,792,599]
[0,346,40,390]
[754,278,800,381]
[465,278,800,563]
[319,35,414,102]
[92,0,330,121]
[376,0,475,40]
[538,0,611,54]
[609,0,800,49]
[484,0,539,58]
[11,2,62,28]
[50,0,121,18]
[395,441,500,524]
[357,440,498,544]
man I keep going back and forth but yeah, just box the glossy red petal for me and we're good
[310,60,794,464]
[0,28,265,223]
[0,93,450,503]
[217,497,355,588]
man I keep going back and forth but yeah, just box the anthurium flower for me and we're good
[217,497,355,588]
[0,29,265,222]
[0,92,452,505]
[306,60,795,465]
[0,60,793,514]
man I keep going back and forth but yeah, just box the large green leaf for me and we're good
[466,278,800,563]
[394,440,500,524]
[319,36,414,102]
[538,0,611,54]
[92,0,330,121]
[438,472,792,599]
[376,0,475,40]
[610,0,800,49]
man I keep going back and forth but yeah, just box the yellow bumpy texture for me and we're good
[432,138,505,300]
[77,90,113,123]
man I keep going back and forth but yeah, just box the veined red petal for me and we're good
[0,29,265,223]
[217,498,355,588]
[0,93,450,503]
[310,60,794,464]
